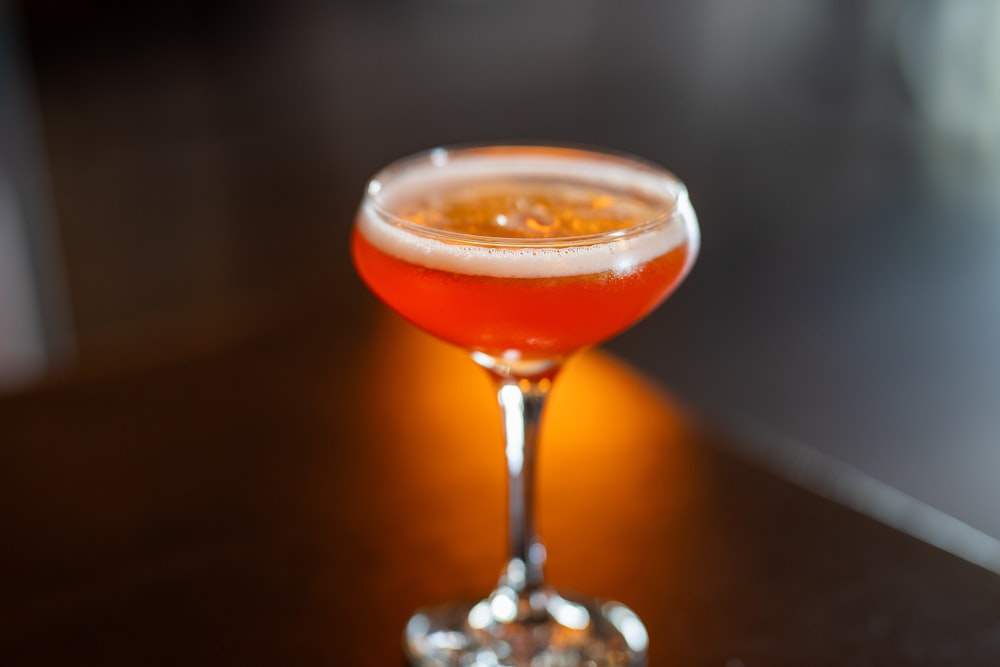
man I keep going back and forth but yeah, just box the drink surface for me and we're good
[352,148,697,360]
[394,180,666,240]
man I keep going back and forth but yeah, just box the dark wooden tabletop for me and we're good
[4,1,1000,664]
[3,312,1000,666]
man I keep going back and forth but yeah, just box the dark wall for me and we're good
[13,1,1000,536]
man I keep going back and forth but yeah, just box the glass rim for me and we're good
[360,143,692,248]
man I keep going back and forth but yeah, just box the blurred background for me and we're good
[3,0,1000,542]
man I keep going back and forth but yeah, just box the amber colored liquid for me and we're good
[352,181,691,359]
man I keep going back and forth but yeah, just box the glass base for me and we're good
[404,589,648,667]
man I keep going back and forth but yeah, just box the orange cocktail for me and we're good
[351,145,699,667]
[352,147,697,362]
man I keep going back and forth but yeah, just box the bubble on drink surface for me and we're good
[514,197,555,235]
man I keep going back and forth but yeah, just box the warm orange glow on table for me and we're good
[356,309,704,604]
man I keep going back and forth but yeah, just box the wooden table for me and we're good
[3,309,999,666]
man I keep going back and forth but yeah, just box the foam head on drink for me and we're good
[352,147,698,362]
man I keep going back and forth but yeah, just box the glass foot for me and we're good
[404,589,648,667]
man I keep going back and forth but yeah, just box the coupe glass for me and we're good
[351,145,699,666]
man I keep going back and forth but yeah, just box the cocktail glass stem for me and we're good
[404,356,648,665]
[495,372,550,610]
